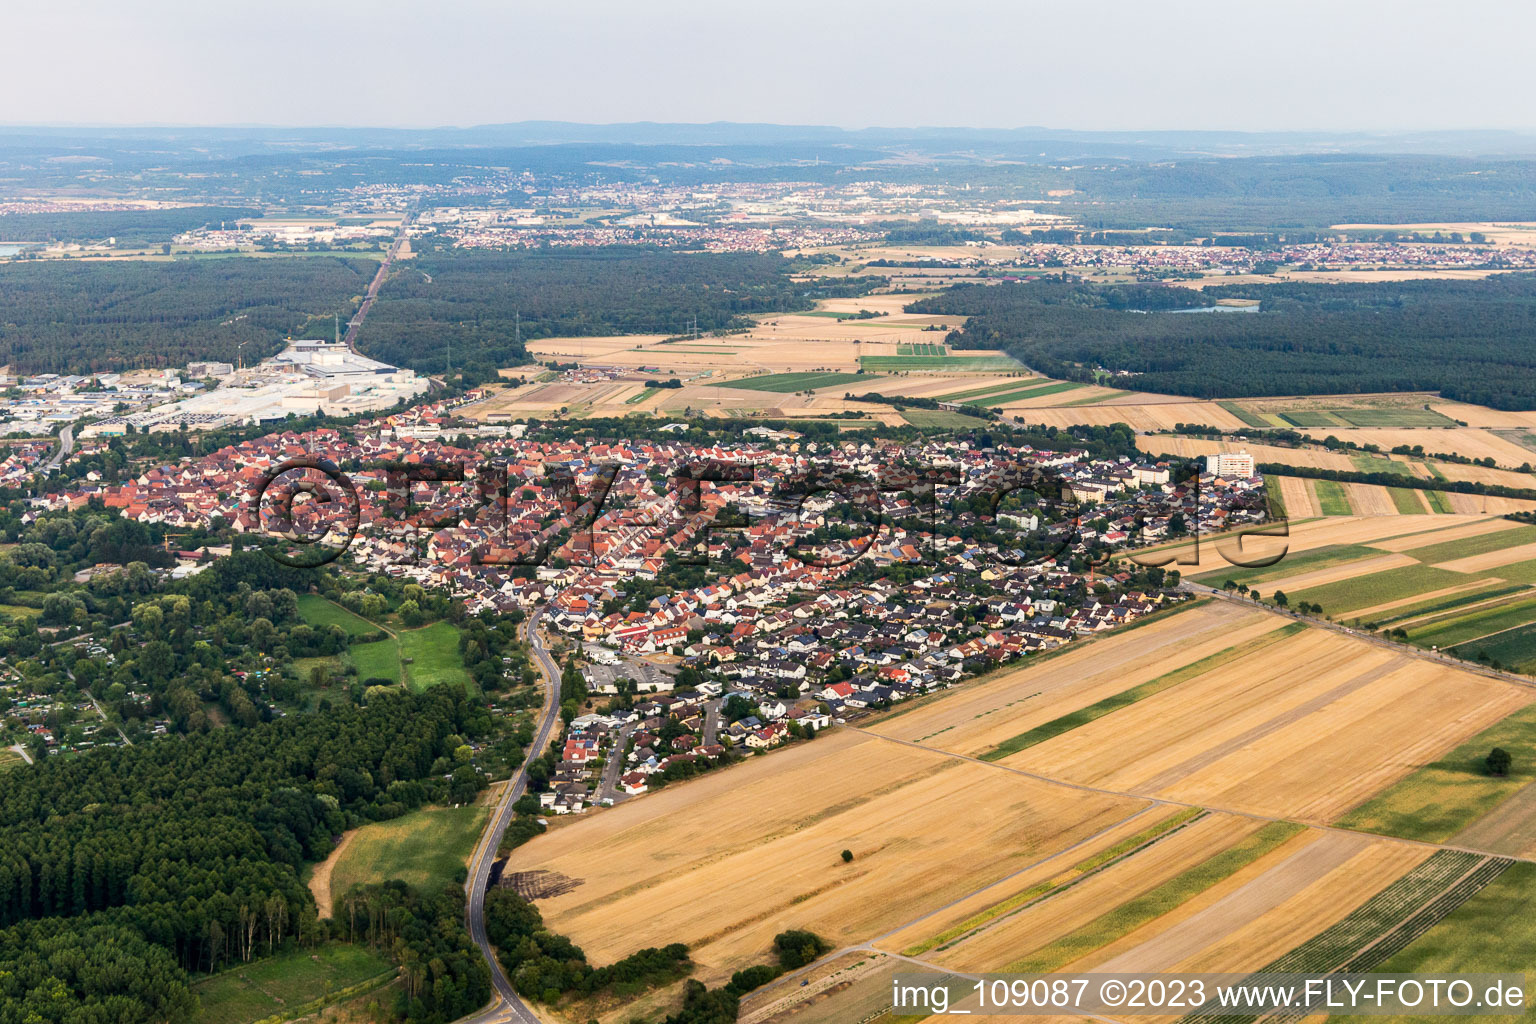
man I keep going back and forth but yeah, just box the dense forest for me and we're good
[359,247,815,378]
[0,686,493,1023]
[0,256,371,374]
[0,206,259,247]
[914,275,1536,410]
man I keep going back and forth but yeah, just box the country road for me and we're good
[458,608,562,1024]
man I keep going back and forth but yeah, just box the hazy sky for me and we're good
[6,0,1535,131]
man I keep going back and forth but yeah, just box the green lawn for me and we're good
[1335,703,1536,842]
[399,621,471,692]
[1313,478,1354,515]
[978,623,1308,761]
[0,604,37,620]
[1289,563,1472,617]
[192,943,393,1024]
[1002,822,1303,973]
[328,804,490,901]
[858,355,1021,371]
[715,371,874,393]
[344,637,401,685]
[296,593,380,637]
[1327,861,1536,1024]
[0,748,22,772]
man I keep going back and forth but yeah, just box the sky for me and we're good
[5,0,1535,132]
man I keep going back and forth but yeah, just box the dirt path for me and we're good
[1453,780,1536,856]
[308,829,358,918]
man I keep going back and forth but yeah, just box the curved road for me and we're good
[43,423,74,472]
[460,608,562,1024]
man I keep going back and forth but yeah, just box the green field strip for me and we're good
[1335,703,1536,842]
[1281,410,1349,428]
[1217,401,1269,428]
[1191,542,1381,588]
[716,371,875,393]
[902,807,1208,957]
[1365,582,1530,628]
[1351,454,1416,476]
[1313,478,1355,515]
[1406,594,1536,648]
[1456,620,1536,670]
[965,380,1085,407]
[859,355,1023,371]
[1059,389,1135,406]
[1387,486,1429,513]
[1424,462,1450,482]
[1396,523,1536,565]
[936,378,1046,402]
[1488,556,1536,585]
[626,387,659,404]
[1004,821,1305,974]
[977,623,1309,762]
[1289,563,1472,617]
[1424,488,1455,513]
[1335,407,1459,427]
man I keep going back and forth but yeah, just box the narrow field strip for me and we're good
[1000,821,1305,973]
[976,623,1309,762]
[900,807,1208,957]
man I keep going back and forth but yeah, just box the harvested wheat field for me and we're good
[1086,832,1430,975]
[1002,625,1530,821]
[930,812,1273,973]
[1022,400,1251,433]
[1430,403,1536,429]
[1309,427,1536,469]
[1138,515,1488,577]
[867,602,1286,757]
[507,727,1139,982]
[1139,435,1357,471]
[1278,475,1322,517]
[1341,482,1399,515]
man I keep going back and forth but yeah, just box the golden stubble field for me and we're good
[509,727,1142,983]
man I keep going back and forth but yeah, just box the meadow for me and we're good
[716,371,874,393]
[324,803,490,909]
[190,943,393,1024]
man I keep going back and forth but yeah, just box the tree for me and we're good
[840,849,853,863]
[1487,747,1513,776]
[1273,590,1289,607]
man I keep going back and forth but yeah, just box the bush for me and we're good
[1487,747,1513,776]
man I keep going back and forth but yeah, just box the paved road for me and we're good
[459,608,561,1024]
[343,209,414,353]
[702,697,722,746]
[42,423,73,471]
[7,744,32,766]
[597,721,637,803]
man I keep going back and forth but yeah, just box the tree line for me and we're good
[914,274,1536,411]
